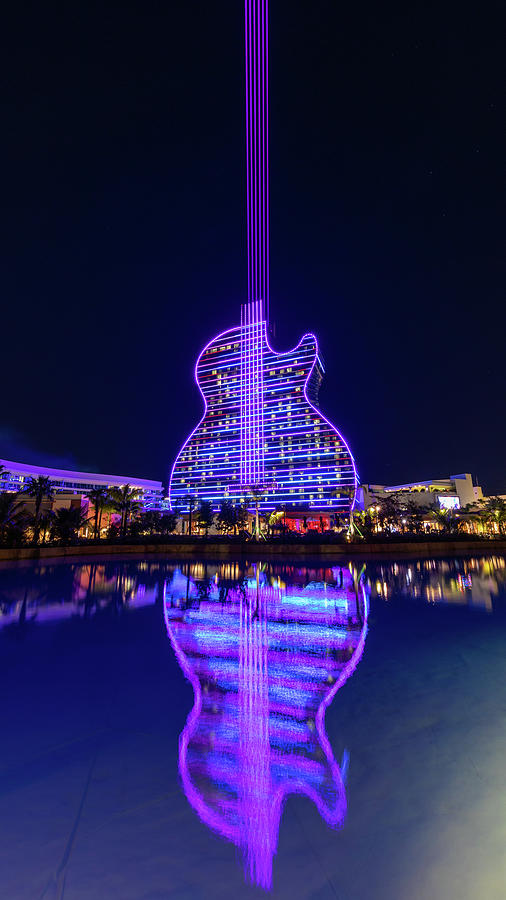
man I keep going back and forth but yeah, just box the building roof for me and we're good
[376,474,472,492]
[0,458,162,490]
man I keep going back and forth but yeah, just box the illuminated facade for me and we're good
[0,458,163,510]
[168,0,358,514]
[169,326,357,513]
[358,473,483,511]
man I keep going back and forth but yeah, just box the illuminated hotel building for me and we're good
[168,0,358,516]
[169,328,357,514]
[0,458,164,510]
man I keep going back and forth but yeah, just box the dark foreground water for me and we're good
[1,554,506,900]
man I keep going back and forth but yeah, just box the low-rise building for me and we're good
[357,473,483,511]
[0,458,164,510]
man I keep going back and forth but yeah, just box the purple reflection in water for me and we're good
[164,566,369,890]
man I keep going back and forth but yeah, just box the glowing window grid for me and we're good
[169,323,357,513]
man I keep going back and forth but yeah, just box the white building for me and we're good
[357,473,483,511]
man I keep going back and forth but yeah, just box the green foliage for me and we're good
[470,496,506,536]
[108,485,142,538]
[430,508,461,534]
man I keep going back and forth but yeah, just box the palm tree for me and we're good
[109,485,142,538]
[184,494,197,536]
[478,496,506,536]
[38,509,55,544]
[23,475,55,543]
[431,508,460,534]
[0,493,25,543]
[246,485,268,540]
[87,487,109,539]
[52,506,88,544]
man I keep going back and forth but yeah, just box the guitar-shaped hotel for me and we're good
[169,1,357,515]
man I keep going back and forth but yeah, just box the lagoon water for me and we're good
[1,554,506,899]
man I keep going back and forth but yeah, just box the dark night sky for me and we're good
[1,0,504,493]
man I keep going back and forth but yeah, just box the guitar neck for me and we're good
[245,0,269,323]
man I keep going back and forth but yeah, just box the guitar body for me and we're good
[169,2,358,515]
[169,322,357,513]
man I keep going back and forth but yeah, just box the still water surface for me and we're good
[1,554,505,899]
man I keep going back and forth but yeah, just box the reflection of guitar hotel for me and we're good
[164,568,368,890]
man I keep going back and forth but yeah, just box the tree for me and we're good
[0,493,25,544]
[184,494,197,536]
[38,510,55,544]
[216,500,237,535]
[431,508,460,535]
[477,496,506,536]
[87,487,109,539]
[52,506,88,544]
[403,500,433,534]
[245,486,267,539]
[235,502,250,534]
[196,500,214,536]
[352,510,375,539]
[134,510,161,536]
[24,476,55,543]
[372,491,406,533]
[159,512,178,535]
[109,485,142,538]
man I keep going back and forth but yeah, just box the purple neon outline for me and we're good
[163,580,369,885]
[252,1,258,303]
[264,0,270,321]
[263,323,360,508]
[248,0,254,301]
[168,326,241,510]
[262,0,267,315]
[244,3,251,301]
[245,0,267,315]
[169,322,359,510]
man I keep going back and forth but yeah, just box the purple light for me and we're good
[169,323,358,512]
[168,325,239,508]
[164,568,369,889]
[168,0,359,514]
[245,0,268,317]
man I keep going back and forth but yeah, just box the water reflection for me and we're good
[1,555,504,632]
[164,564,369,889]
[368,555,506,611]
